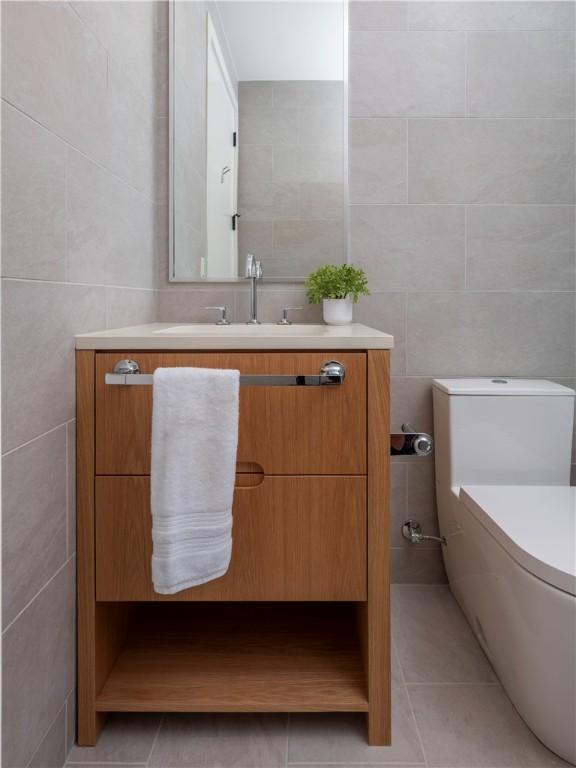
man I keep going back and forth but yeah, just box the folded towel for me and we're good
[150,367,240,594]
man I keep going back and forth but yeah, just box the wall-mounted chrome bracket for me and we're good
[391,423,433,456]
[402,520,446,546]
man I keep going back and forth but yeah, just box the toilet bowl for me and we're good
[433,379,576,765]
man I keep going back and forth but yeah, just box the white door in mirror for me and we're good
[323,299,353,326]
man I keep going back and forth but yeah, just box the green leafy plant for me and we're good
[305,264,370,304]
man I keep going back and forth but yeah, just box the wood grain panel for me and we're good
[359,350,391,745]
[95,352,366,475]
[96,604,368,713]
[95,475,366,601]
[77,352,130,745]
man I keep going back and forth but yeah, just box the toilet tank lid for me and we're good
[433,378,575,396]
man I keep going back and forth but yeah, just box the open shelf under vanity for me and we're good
[95,603,368,714]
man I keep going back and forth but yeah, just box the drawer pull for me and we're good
[105,359,346,387]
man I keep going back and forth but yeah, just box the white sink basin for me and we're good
[153,323,328,336]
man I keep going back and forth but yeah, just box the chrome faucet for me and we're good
[245,254,263,324]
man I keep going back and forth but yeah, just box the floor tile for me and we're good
[288,658,424,765]
[392,585,497,683]
[148,713,288,767]
[408,683,571,767]
[67,713,161,764]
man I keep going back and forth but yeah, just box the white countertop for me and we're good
[75,323,394,350]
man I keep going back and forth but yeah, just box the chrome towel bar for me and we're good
[105,359,346,387]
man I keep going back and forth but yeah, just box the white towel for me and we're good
[150,367,240,594]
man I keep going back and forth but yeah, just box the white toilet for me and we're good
[433,378,576,765]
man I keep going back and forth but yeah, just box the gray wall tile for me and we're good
[1,103,67,281]
[2,2,165,763]
[239,82,273,108]
[298,107,343,146]
[406,463,440,545]
[408,118,575,203]
[2,280,106,452]
[2,560,74,768]
[239,81,345,277]
[157,288,238,323]
[350,31,466,116]
[468,31,575,117]
[2,1,108,163]
[349,1,408,31]
[349,118,407,204]
[351,205,465,290]
[299,183,344,221]
[408,1,576,31]
[67,150,157,288]
[467,206,576,290]
[105,288,158,329]
[273,145,344,184]
[68,1,167,116]
[272,220,346,277]
[391,547,447,583]
[236,288,323,325]
[353,292,407,375]
[406,291,575,377]
[390,377,435,435]
[275,81,343,109]
[66,690,76,755]
[2,428,67,628]
[29,708,67,768]
[239,107,299,146]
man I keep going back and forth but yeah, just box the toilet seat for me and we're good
[460,485,576,596]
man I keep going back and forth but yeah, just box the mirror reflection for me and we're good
[171,1,347,281]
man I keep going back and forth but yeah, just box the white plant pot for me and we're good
[322,298,353,326]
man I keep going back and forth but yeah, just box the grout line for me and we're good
[464,31,469,118]
[145,714,165,768]
[2,420,73,459]
[404,681,500,687]
[285,713,290,768]
[2,555,74,636]
[1,276,158,292]
[65,421,71,558]
[347,202,576,208]
[347,114,575,120]
[1,98,159,206]
[464,205,468,289]
[405,119,409,204]
[26,699,67,768]
[393,645,428,766]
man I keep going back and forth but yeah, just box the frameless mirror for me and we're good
[170,0,347,282]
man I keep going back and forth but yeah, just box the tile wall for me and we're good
[238,80,346,278]
[348,0,576,581]
[1,2,167,764]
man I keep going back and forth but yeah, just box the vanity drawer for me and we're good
[95,351,366,475]
[95,474,367,601]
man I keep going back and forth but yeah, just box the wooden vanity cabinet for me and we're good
[77,349,390,747]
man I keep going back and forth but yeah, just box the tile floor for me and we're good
[66,586,573,768]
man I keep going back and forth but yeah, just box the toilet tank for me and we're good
[433,379,575,489]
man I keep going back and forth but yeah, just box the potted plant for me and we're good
[305,264,370,325]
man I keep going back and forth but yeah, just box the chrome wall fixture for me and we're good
[390,423,434,457]
[401,520,446,546]
[105,359,346,387]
